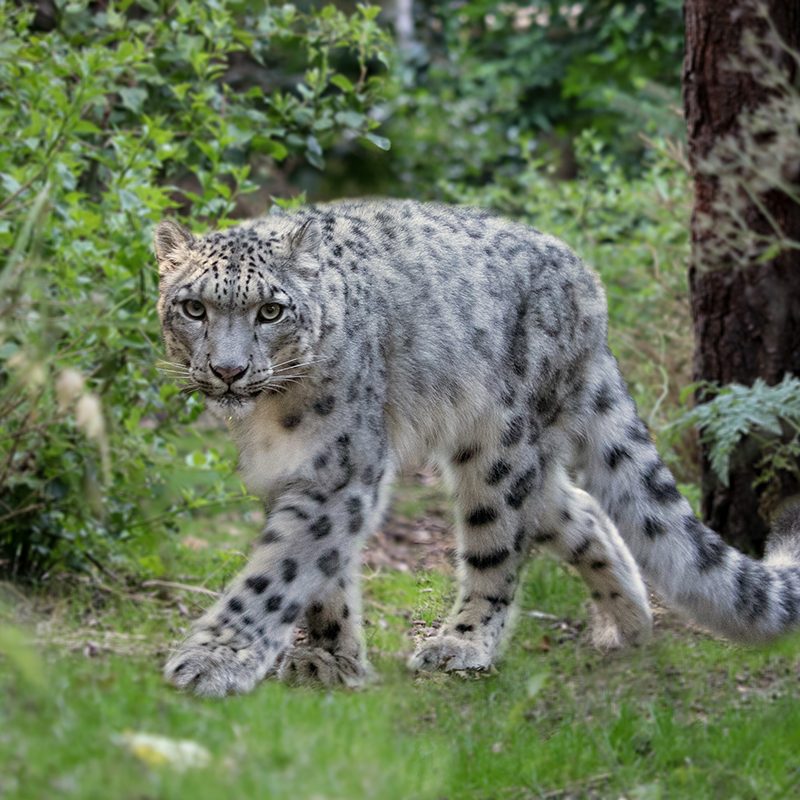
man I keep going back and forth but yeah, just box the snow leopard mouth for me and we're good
[212,391,249,407]
[208,387,276,406]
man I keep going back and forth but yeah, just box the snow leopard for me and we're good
[155,198,800,697]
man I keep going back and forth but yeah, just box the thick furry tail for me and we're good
[577,353,800,643]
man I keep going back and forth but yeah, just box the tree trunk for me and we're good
[683,0,800,553]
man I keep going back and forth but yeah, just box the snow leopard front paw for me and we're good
[408,633,495,673]
[164,627,272,697]
[277,646,371,688]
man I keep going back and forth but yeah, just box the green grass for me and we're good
[3,487,800,800]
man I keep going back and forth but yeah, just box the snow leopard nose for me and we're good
[210,362,249,385]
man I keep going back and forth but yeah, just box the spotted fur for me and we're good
[155,199,800,697]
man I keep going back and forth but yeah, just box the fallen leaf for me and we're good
[115,731,211,771]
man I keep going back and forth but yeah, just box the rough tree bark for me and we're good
[683,0,800,553]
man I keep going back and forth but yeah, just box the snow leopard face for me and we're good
[154,217,322,417]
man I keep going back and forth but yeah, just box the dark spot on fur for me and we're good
[605,445,631,470]
[453,445,480,465]
[322,621,341,640]
[282,559,298,583]
[593,383,614,413]
[455,624,474,633]
[736,556,772,622]
[280,505,310,521]
[346,495,364,534]
[641,461,681,504]
[643,517,665,538]
[506,304,528,378]
[317,549,341,577]
[245,575,270,594]
[281,413,302,430]
[464,548,510,570]
[466,507,498,526]
[506,466,538,509]
[627,418,651,443]
[483,459,511,488]
[313,395,336,415]
[569,537,592,564]
[228,597,244,613]
[777,569,799,625]
[685,515,726,572]
[260,529,282,545]
[534,386,559,427]
[265,594,283,612]
[501,415,525,447]
[484,595,510,607]
[310,515,332,538]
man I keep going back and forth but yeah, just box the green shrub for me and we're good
[381,0,683,191]
[0,0,392,578]
[675,376,800,496]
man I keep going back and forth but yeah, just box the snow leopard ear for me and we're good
[287,219,322,259]
[154,219,195,274]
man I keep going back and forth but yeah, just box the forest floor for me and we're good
[3,467,800,800]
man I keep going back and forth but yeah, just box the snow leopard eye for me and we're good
[182,299,206,320]
[257,303,284,323]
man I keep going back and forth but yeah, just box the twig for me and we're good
[83,551,122,583]
[540,773,612,799]
[141,579,220,598]
[76,575,155,603]
[523,610,562,621]
[0,502,44,526]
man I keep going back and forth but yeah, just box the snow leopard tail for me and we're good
[578,353,800,643]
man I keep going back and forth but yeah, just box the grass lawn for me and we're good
[3,472,800,800]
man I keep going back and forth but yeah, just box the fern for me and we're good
[676,375,800,486]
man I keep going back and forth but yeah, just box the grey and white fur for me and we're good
[155,199,800,697]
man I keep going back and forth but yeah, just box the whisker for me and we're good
[269,356,302,370]
[270,355,332,371]
[272,360,329,374]
[156,361,191,371]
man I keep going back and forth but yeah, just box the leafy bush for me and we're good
[0,0,392,578]
[381,0,684,192]
[676,376,800,495]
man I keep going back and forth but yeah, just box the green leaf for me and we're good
[335,110,364,129]
[330,73,354,93]
[118,87,148,114]
[362,132,390,151]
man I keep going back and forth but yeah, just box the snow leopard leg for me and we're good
[409,434,651,672]
[278,561,372,688]
[409,436,543,672]
[163,460,391,697]
[535,469,652,649]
